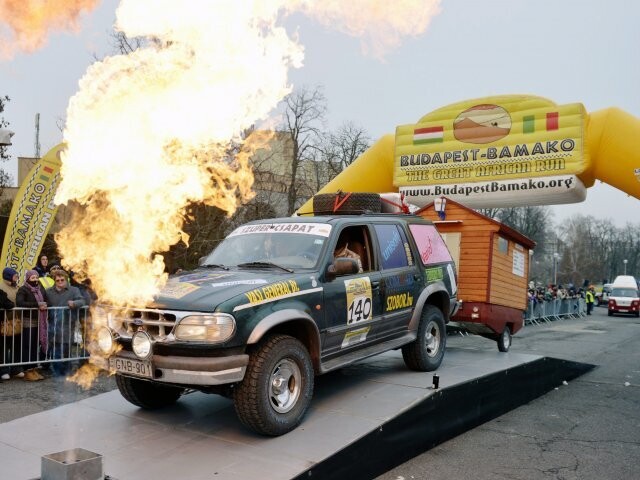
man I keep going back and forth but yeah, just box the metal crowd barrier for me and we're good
[0,306,90,370]
[524,298,587,326]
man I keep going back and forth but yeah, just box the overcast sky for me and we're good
[1,0,638,226]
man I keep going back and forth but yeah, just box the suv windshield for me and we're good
[202,224,331,270]
[611,288,639,298]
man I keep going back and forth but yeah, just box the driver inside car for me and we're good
[334,238,363,273]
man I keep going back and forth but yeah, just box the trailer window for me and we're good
[498,236,509,254]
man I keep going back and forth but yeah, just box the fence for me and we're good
[0,306,90,370]
[524,298,587,325]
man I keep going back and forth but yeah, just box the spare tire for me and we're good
[313,192,381,215]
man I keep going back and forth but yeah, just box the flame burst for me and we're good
[56,0,303,306]
[0,0,100,59]
[296,0,442,59]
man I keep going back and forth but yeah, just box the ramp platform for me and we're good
[0,348,593,480]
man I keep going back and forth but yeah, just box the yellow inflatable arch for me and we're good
[298,95,640,212]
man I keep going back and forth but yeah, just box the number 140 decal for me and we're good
[344,277,373,324]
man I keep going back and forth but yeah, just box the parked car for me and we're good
[595,283,612,307]
[95,213,458,435]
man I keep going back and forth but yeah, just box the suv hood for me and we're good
[149,269,300,311]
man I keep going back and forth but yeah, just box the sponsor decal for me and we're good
[233,283,323,312]
[386,292,414,312]
[408,225,452,264]
[385,272,414,292]
[177,272,232,284]
[447,264,457,295]
[426,266,444,282]
[161,282,199,299]
[210,279,268,288]
[345,277,373,324]
[245,280,301,303]
[381,227,402,262]
[229,223,332,237]
[341,326,371,348]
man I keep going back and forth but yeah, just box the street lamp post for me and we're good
[623,259,628,275]
[553,252,559,285]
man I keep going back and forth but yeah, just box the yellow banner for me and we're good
[1,143,63,277]
[394,95,587,186]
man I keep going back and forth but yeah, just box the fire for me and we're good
[294,0,442,59]
[56,0,302,306]
[0,0,100,59]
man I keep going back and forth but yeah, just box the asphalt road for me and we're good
[377,306,640,480]
[0,307,638,480]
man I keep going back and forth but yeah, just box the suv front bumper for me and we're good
[110,350,249,386]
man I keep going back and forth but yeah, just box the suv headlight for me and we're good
[97,327,115,354]
[174,314,236,342]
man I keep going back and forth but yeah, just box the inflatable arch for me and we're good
[298,95,640,212]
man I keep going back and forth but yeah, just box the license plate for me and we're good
[110,357,153,378]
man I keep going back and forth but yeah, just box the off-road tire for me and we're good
[115,374,184,409]
[312,192,381,215]
[402,304,446,371]
[497,325,512,352]
[234,334,314,436]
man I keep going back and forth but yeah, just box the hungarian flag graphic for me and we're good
[413,126,444,144]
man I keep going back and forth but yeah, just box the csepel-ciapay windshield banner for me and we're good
[1,143,63,277]
[394,95,588,208]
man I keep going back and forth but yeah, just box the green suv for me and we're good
[96,214,458,435]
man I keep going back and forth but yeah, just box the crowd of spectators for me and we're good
[0,254,96,382]
[527,282,592,304]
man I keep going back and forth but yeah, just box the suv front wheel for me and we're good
[234,334,314,436]
[402,304,446,372]
[115,374,184,409]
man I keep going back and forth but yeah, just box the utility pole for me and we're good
[34,113,41,158]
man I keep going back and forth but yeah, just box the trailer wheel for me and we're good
[497,325,512,352]
[402,304,446,371]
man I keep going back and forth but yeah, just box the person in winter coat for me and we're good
[45,270,86,376]
[16,270,48,381]
[34,255,49,278]
[0,267,23,380]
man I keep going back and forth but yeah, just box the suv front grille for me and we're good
[104,307,187,341]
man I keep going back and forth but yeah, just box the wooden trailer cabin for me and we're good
[416,198,535,351]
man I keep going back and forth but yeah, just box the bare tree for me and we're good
[320,121,371,181]
[0,95,14,200]
[280,87,327,215]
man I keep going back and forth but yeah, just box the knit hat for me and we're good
[25,269,39,282]
[2,267,18,282]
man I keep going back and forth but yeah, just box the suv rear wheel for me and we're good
[402,304,446,371]
[234,334,314,436]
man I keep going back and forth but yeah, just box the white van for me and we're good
[608,275,640,317]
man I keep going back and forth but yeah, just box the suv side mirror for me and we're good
[326,258,359,281]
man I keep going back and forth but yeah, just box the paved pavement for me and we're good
[377,306,640,480]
